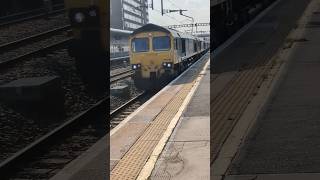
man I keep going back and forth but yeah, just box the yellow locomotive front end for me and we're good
[65,0,108,94]
[129,24,179,90]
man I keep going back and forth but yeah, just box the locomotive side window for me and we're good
[153,36,171,51]
[181,39,186,56]
[174,39,178,50]
[132,38,149,52]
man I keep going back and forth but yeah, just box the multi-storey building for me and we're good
[111,0,149,31]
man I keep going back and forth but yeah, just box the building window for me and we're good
[123,3,142,16]
[125,21,141,29]
[124,12,142,23]
[124,0,140,7]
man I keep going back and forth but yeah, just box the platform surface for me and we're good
[150,62,210,180]
[221,0,320,179]
[211,0,312,169]
[110,53,209,180]
[50,136,108,180]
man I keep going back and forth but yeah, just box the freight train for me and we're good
[130,23,210,90]
[64,0,108,94]
[211,0,276,49]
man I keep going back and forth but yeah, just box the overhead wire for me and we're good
[150,0,208,33]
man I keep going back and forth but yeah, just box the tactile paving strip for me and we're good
[110,55,208,180]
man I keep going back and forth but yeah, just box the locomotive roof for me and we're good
[131,23,198,40]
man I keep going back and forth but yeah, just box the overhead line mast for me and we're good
[160,0,195,33]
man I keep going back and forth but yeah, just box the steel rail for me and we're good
[0,97,108,179]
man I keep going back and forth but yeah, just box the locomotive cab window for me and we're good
[132,38,149,52]
[153,36,171,51]
[181,39,186,55]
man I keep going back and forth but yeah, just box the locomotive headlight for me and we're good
[74,12,85,23]
[163,62,173,68]
[132,64,141,70]
[132,65,137,69]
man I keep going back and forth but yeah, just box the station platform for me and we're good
[110,53,210,180]
[150,57,210,179]
[50,52,210,180]
[212,0,320,179]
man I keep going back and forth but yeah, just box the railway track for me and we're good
[0,25,70,52]
[0,97,107,179]
[0,90,147,178]
[110,56,130,70]
[110,92,149,129]
[110,68,134,83]
[0,4,65,28]
[0,26,71,68]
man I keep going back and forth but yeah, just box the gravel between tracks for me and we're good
[0,34,67,63]
[110,79,143,111]
[0,49,104,163]
[0,14,68,45]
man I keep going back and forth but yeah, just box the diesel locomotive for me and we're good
[130,23,209,90]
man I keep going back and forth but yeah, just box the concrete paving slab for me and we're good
[289,43,320,62]
[168,116,210,142]
[151,141,210,180]
[308,13,320,22]
[225,173,320,180]
[184,67,210,117]
[130,109,165,123]
[50,136,107,180]
[301,28,320,43]
[271,63,320,106]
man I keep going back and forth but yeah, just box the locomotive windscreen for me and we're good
[153,36,171,51]
[132,38,149,52]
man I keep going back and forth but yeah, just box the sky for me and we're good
[148,0,210,34]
